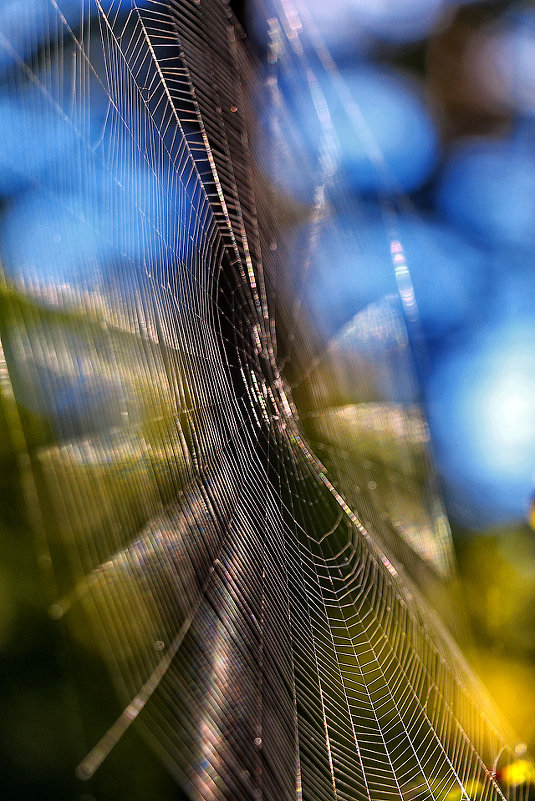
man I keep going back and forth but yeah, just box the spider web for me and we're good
[0,1,527,799]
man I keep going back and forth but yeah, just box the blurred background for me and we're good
[242,0,535,763]
[1,0,535,798]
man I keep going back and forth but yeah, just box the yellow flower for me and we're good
[500,760,535,787]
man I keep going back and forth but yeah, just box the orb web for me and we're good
[0,1,526,800]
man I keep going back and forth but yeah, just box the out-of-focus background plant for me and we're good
[1,0,535,798]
